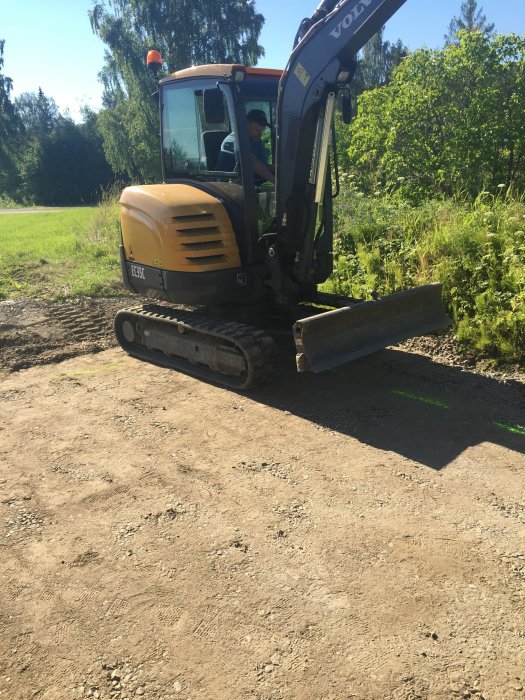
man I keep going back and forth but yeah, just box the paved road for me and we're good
[0,206,95,214]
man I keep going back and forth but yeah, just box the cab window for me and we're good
[243,100,276,165]
[162,83,240,182]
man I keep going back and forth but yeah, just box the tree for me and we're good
[89,0,265,181]
[337,29,407,173]
[355,28,408,94]
[345,32,525,201]
[13,88,114,205]
[445,0,495,44]
[0,40,22,197]
[91,0,265,75]
[15,89,60,138]
[17,112,114,205]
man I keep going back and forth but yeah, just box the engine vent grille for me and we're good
[172,213,214,223]
[169,209,240,271]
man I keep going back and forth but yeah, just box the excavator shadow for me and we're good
[250,341,525,471]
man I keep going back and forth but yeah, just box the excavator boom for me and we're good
[275,0,408,257]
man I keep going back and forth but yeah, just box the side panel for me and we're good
[120,184,241,274]
[120,256,267,305]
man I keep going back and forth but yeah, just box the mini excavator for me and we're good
[115,0,450,389]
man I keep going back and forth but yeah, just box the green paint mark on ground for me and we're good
[393,390,449,409]
[57,362,122,379]
[494,422,525,437]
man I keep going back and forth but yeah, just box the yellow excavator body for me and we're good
[120,184,241,273]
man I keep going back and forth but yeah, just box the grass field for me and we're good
[0,202,122,301]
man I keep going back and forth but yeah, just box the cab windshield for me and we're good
[161,75,278,185]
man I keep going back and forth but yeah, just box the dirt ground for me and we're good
[1,298,524,700]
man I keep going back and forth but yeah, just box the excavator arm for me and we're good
[275,0,407,286]
[272,0,451,373]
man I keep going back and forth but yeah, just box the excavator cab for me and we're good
[119,66,285,309]
[160,66,280,242]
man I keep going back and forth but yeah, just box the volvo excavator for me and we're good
[115,0,450,389]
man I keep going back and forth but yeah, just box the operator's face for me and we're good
[248,120,266,141]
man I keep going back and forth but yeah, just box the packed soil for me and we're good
[1,298,524,700]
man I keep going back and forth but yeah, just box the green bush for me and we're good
[327,184,525,364]
[342,32,525,202]
[0,194,20,208]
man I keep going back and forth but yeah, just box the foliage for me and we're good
[15,89,59,137]
[0,193,19,208]
[353,28,408,96]
[342,32,525,202]
[78,183,122,253]
[96,92,160,182]
[90,0,265,181]
[445,0,495,44]
[15,108,114,206]
[0,40,22,197]
[326,183,525,364]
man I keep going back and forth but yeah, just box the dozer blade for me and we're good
[293,283,450,373]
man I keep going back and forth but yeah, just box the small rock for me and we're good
[173,681,182,692]
[135,689,145,696]
[264,664,274,673]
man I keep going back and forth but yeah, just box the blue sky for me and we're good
[2,0,524,121]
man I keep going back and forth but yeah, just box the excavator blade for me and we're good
[293,283,450,373]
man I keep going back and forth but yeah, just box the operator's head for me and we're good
[246,109,269,141]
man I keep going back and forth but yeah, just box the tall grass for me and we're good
[327,181,525,364]
[0,194,20,209]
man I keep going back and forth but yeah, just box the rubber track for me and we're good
[114,304,279,390]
